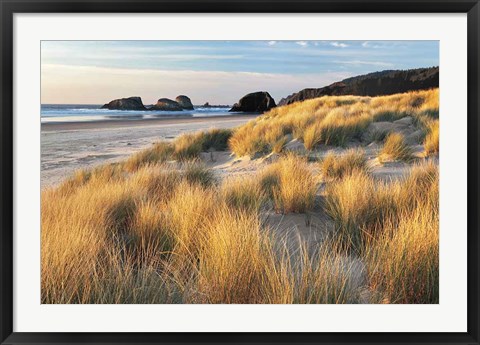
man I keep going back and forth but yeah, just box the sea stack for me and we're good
[101,96,146,110]
[229,91,276,112]
[175,95,194,110]
[150,98,183,111]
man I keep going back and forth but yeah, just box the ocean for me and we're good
[41,104,234,123]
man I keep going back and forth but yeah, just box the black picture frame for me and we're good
[1,1,479,344]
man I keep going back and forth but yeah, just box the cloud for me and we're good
[155,54,244,61]
[267,41,277,46]
[330,42,349,48]
[334,60,394,67]
[362,41,382,48]
[295,41,308,47]
[41,64,352,105]
[43,50,244,62]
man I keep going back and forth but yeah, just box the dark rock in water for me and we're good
[229,91,276,112]
[101,96,146,110]
[200,102,231,108]
[175,95,194,110]
[278,67,439,106]
[150,98,183,111]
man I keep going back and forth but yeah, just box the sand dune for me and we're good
[41,90,439,304]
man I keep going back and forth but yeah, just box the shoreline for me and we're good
[41,114,259,132]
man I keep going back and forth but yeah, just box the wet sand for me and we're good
[41,114,259,131]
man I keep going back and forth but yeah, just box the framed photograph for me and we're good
[1,1,479,344]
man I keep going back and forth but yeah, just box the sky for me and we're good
[41,40,439,105]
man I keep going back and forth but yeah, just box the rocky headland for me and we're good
[278,67,439,106]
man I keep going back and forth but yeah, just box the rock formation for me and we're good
[175,95,194,110]
[229,91,276,112]
[150,98,183,111]
[101,96,146,110]
[200,102,231,108]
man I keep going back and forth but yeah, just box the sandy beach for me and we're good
[41,114,258,187]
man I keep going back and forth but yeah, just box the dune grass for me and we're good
[424,120,439,156]
[228,121,286,157]
[259,153,318,213]
[378,133,414,163]
[43,149,438,304]
[221,176,265,213]
[303,122,323,151]
[58,163,125,195]
[229,89,438,158]
[122,128,234,172]
[321,149,370,179]
[324,169,392,250]
[325,160,438,249]
[174,128,233,160]
[363,161,439,303]
[288,239,364,304]
[124,142,174,172]
[42,156,359,304]
[42,175,158,303]
[195,207,280,303]
[181,160,216,187]
[364,206,439,303]
[200,128,234,151]
[173,133,204,160]
[323,160,439,303]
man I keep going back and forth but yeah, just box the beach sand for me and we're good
[41,114,258,187]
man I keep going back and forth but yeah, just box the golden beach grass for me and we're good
[320,149,370,179]
[378,132,414,162]
[259,153,318,213]
[42,161,356,303]
[42,90,439,304]
[424,120,439,156]
[229,89,438,157]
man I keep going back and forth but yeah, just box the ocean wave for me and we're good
[41,106,232,118]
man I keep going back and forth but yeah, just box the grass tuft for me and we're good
[424,120,439,156]
[173,133,204,160]
[124,142,173,172]
[303,122,323,151]
[379,133,413,163]
[321,149,370,179]
[261,153,317,213]
[221,176,265,213]
[182,160,216,187]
